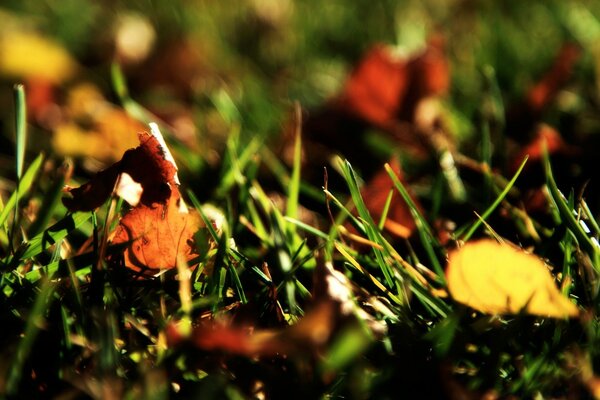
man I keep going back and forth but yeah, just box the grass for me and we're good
[1,1,600,398]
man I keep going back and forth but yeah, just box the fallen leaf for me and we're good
[292,36,450,186]
[347,158,417,239]
[63,124,202,274]
[0,30,78,83]
[508,124,581,214]
[340,35,449,127]
[506,43,581,142]
[167,262,385,357]
[446,239,579,318]
[339,45,410,127]
[52,83,142,163]
[527,43,581,112]
[510,124,578,175]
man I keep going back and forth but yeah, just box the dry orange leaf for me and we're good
[446,239,579,318]
[63,123,202,275]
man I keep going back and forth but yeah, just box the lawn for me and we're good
[2,1,600,398]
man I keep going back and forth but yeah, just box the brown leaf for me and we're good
[63,125,202,274]
[110,189,201,273]
[167,262,385,358]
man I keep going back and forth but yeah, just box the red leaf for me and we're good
[339,35,449,129]
[360,158,418,238]
[527,43,581,112]
[510,124,578,174]
[506,43,581,141]
[339,45,410,127]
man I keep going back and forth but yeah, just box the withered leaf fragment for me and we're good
[167,262,385,358]
[63,124,202,274]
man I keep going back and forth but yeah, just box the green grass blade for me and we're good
[581,200,600,238]
[13,84,27,180]
[27,164,68,238]
[228,261,248,304]
[385,163,445,281]
[286,103,302,239]
[320,324,372,374]
[111,62,156,124]
[0,153,44,228]
[270,208,298,313]
[6,279,55,395]
[283,216,329,240]
[21,212,92,260]
[187,190,220,243]
[461,156,528,241]
[544,154,599,268]
[25,252,95,282]
[378,190,394,231]
[260,146,325,203]
[341,161,396,289]
[217,130,262,197]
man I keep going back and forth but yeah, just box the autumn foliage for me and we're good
[63,126,202,274]
[3,2,600,399]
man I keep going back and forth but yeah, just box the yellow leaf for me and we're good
[52,123,114,160]
[0,31,77,83]
[52,84,141,162]
[446,239,579,318]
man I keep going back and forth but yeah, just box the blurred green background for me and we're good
[1,0,600,177]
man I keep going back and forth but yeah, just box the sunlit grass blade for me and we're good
[187,190,219,242]
[286,102,302,240]
[385,163,445,281]
[246,199,270,243]
[230,248,273,285]
[270,208,298,314]
[112,62,157,125]
[25,252,95,282]
[19,212,92,261]
[210,87,241,124]
[378,190,394,231]
[340,160,396,289]
[13,84,27,180]
[581,200,600,239]
[228,261,248,304]
[335,242,401,304]
[284,216,329,240]
[208,228,230,310]
[544,153,600,269]
[320,324,372,375]
[217,127,262,197]
[461,156,528,242]
[0,154,44,228]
